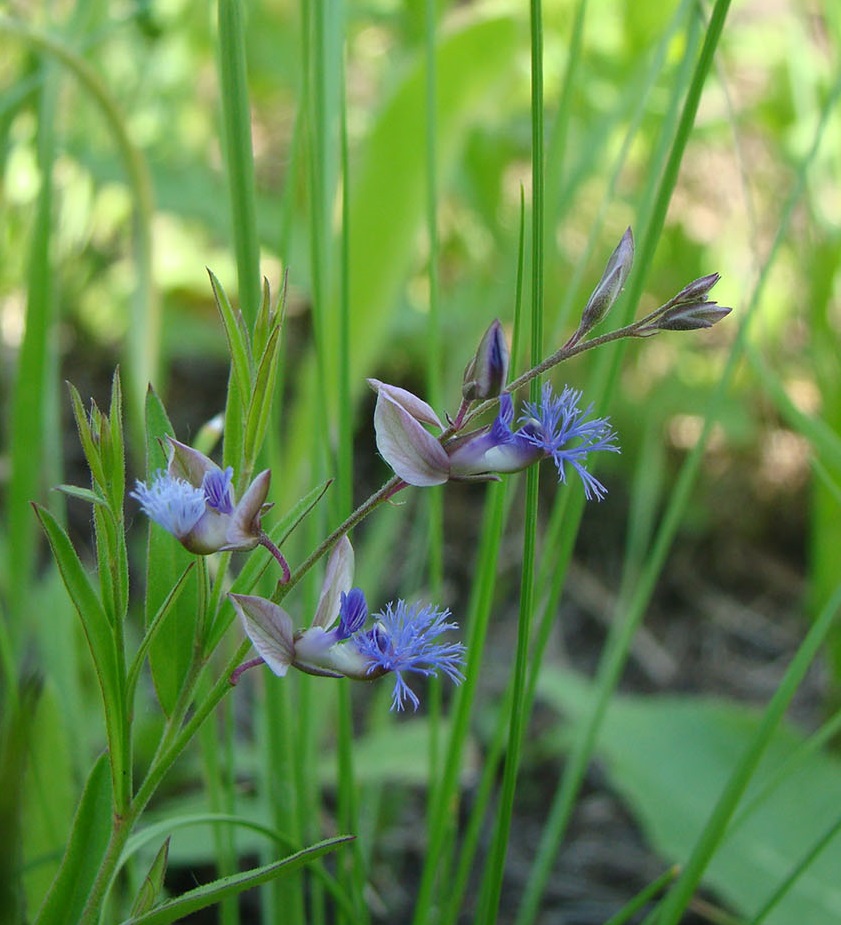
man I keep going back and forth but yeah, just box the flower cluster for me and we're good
[131,228,731,713]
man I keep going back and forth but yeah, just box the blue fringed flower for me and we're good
[354,601,466,711]
[132,437,273,556]
[370,378,619,498]
[132,473,209,538]
[517,383,620,500]
[232,538,466,711]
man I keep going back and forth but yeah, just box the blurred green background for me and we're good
[2,0,841,921]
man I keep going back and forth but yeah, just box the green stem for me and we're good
[272,476,405,603]
[476,0,544,917]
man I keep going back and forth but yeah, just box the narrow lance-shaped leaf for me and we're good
[34,753,113,925]
[119,837,356,925]
[243,324,282,473]
[130,839,171,917]
[208,268,252,404]
[106,370,126,510]
[252,275,273,362]
[126,563,196,710]
[67,383,107,492]
[33,506,127,808]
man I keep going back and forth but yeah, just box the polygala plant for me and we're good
[37,228,730,922]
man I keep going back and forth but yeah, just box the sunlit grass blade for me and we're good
[412,481,510,925]
[515,2,738,920]
[4,50,59,676]
[216,0,261,324]
[476,3,546,919]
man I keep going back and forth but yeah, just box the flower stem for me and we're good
[272,475,407,604]
[259,532,291,583]
[230,656,265,685]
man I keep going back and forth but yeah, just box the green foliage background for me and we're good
[2,1,841,922]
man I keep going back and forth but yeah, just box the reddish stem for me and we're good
[259,533,291,584]
[229,657,265,685]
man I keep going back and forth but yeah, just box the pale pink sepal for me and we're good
[224,469,271,550]
[166,436,217,486]
[230,593,295,677]
[312,535,355,629]
[367,379,444,429]
[372,386,450,487]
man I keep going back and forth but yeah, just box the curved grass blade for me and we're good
[119,836,355,925]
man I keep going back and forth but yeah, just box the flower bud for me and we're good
[462,319,510,401]
[645,301,732,332]
[578,227,635,336]
[671,272,721,304]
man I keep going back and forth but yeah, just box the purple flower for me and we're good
[230,537,465,710]
[132,437,271,554]
[353,601,466,711]
[370,379,619,499]
[336,589,368,639]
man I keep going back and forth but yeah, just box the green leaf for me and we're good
[119,837,355,925]
[243,324,281,467]
[34,753,113,925]
[106,370,126,511]
[252,275,282,365]
[130,839,170,917]
[318,719,465,787]
[208,268,251,404]
[67,383,107,497]
[33,506,126,792]
[141,387,201,716]
[22,680,75,912]
[539,671,841,924]
[122,813,292,866]
[54,484,107,506]
[126,563,195,709]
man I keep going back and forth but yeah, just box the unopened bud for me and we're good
[672,272,721,305]
[462,318,510,401]
[646,301,732,332]
[579,227,635,335]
